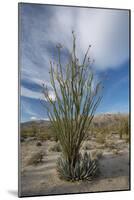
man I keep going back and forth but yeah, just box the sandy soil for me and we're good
[20,137,130,197]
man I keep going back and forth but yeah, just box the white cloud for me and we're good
[21,86,43,99]
[30,116,37,120]
[49,7,129,69]
[30,116,49,121]
[21,85,56,101]
[21,5,129,99]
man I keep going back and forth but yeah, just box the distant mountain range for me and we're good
[21,120,51,129]
[21,113,129,129]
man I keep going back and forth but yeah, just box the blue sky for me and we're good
[19,3,130,122]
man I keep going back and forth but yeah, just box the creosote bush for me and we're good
[42,32,102,181]
[82,141,94,150]
[27,151,45,166]
[36,141,42,146]
[96,132,106,144]
[49,142,61,152]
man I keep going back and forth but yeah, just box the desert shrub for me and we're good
[38,132,52,141]
[82,142,91,150]
[96,151,103,159]
[118,116,129,139]
[92,114,128,136]
[82,141,95,150]
[21,122,39,138]
[49,142,61,152]
[21,121,57,141]
[105,141,116,149]
[20,137,25,143]
[21,129,36,138]
[57,152,99,181]
[112,149,119,155]
[96,132,106,144]
[90,150,103,160]
[92,126,109,144]
[27,151,45,166]
[36,141,42,146]
[42,32,102,181]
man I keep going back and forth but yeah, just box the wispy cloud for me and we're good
[21,86,43,99]
[21,85,56,101]
[30,116,37,120]
[20,4,129,89]
[19,4,129,121]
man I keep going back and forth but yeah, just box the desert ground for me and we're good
[20,115,130,197]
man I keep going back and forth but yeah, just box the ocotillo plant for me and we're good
[42,32,102,181]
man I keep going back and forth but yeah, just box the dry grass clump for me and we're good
[90,150,103,160]
[49,142,61,152]
[96,132,106,144]
[105,141,116,149]
[26,150,45,166]
[92,126,108,144]
[38,132,52,141]
[112,149,119,155]
[82,141,94,150]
